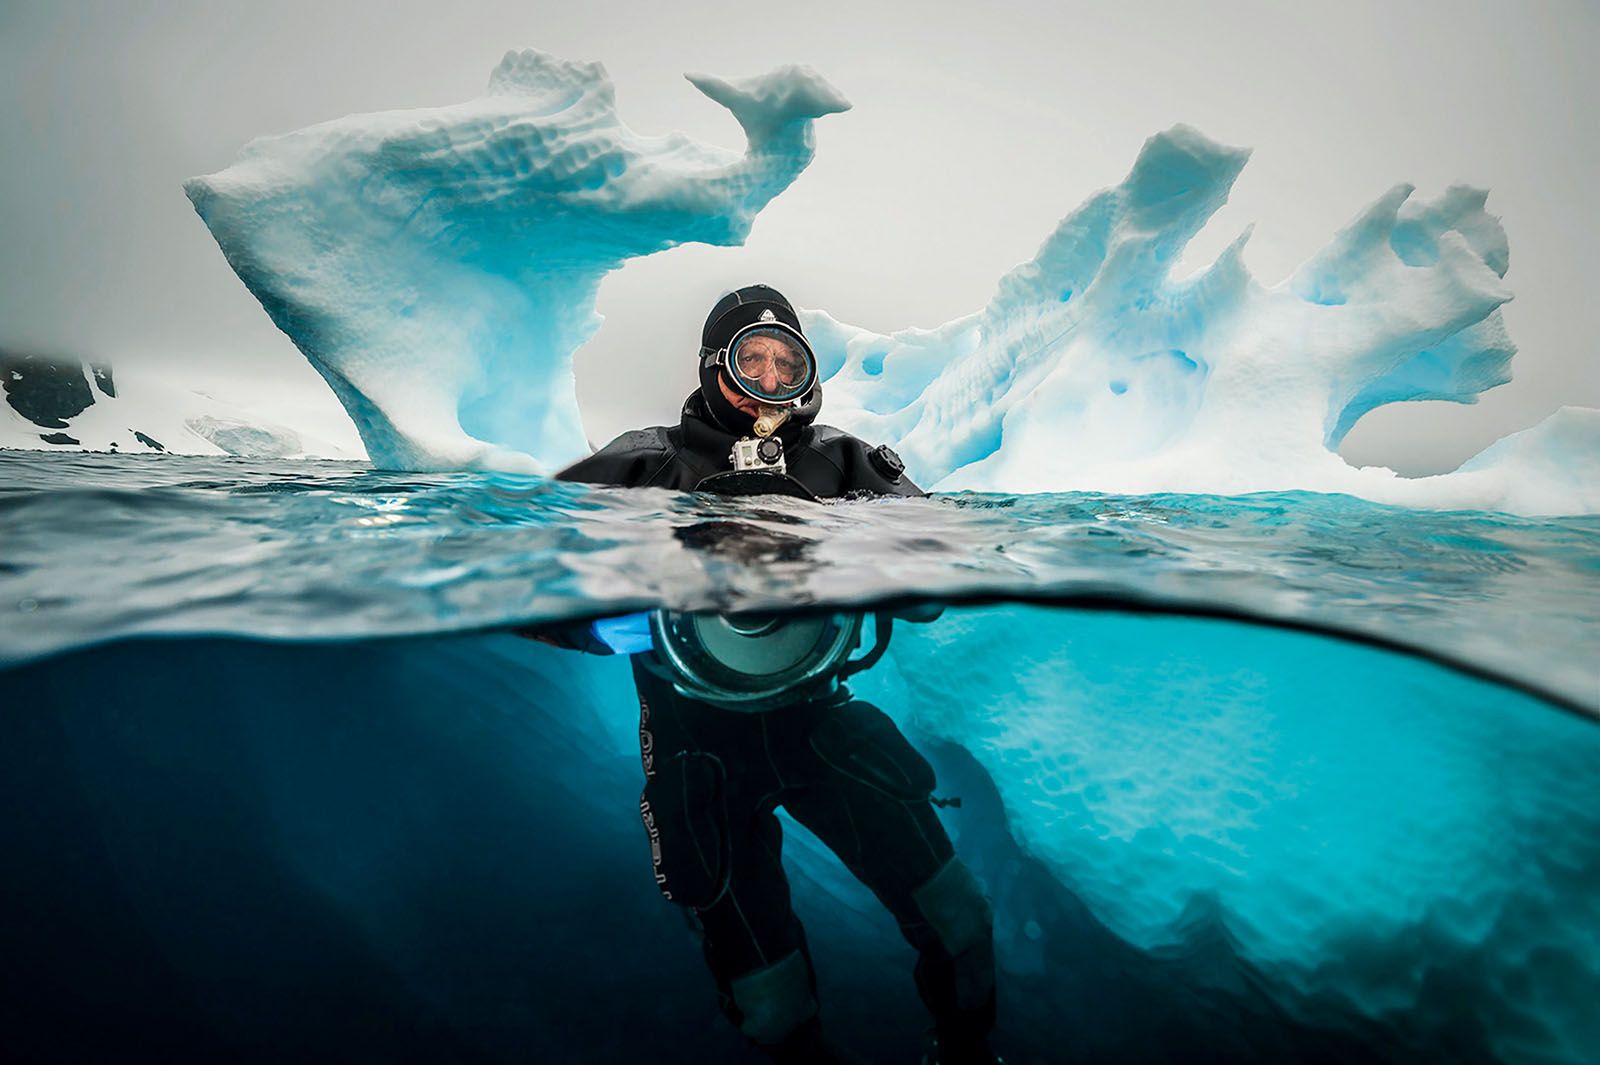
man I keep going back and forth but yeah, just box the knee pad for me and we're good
[640,751,729,908]
[912,858,996,1010]
[729,949,819,1045]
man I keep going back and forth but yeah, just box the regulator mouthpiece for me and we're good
[753,406,792,438]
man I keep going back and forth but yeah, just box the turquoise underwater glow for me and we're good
[2,451,1597,1064]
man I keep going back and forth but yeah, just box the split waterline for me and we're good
[3,449,1598,1062]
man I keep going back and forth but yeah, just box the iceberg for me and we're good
[183,414,305,459]
[865,606,1600,1064]
[185,49,849,474]
[185,48,1597,514]
[810,128,1594,514]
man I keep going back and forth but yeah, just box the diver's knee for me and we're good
[913,857,993,955]
[911,857,996,1009]
[729,949,819,1045]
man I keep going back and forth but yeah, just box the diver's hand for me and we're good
[513,620,609,653]
[513,613,655,655]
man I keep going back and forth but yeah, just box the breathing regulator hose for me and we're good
[838,614,893,680]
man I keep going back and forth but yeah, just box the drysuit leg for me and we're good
[686,801,843,1059]
[697,804,814,1037]
[632,672,829,1056]
[785,701,998,1056]
[905,858,998,1060]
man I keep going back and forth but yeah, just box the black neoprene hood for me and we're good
[698,284,810,432]
[700,284,804,353]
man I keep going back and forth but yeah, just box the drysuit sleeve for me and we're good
[554,428,676,488]
[879,459,927,498]
[525,427,675,651]
[840,436,926,498]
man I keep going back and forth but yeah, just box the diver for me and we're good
[548,285,1002,1064]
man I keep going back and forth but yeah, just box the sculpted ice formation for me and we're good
[811,125,1596,513]
[185,51,1596,513]
[185,49,848,473]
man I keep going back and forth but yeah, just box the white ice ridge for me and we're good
[186,49,849,473]
[809,126,1597,514]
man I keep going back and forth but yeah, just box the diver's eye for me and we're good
[736,349,806,384]
[726,326,815,401]
[772,354,805,383]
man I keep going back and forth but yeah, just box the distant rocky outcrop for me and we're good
[1,348,115,432]
[0,348,157,451]
[1,346,359,459]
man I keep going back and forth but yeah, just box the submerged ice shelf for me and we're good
[3,609,1596,1064]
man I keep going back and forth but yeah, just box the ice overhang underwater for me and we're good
[185,47,1599,516]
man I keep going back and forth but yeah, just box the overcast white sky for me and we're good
[1,0,1595,473]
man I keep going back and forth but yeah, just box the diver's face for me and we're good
[732,334,808,394]
[718,372,763,417]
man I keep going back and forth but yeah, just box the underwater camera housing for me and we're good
[648,610,893,712]
[730,434,786,474]
[728,400,796,475]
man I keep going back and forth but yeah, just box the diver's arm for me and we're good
[809,428,926,498]
[529,428,674,649]
[844,438,924,497]
[886,467,927,497]
[858,448,924,497]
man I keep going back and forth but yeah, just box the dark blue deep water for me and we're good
[2,451,1597,1064]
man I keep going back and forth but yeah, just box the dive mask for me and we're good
[703,321,817,406]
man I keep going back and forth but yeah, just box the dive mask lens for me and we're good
[725,324,816,404]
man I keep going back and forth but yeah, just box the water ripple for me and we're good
[1,451,1596,712]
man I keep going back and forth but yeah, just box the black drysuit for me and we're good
[556,393,998,1062]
